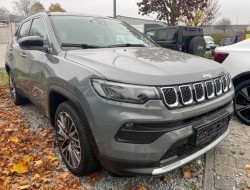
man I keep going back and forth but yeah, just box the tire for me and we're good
[8,71,25,105]
[234,80,250,126]
[188,36,206,57]
[55,101,100,176]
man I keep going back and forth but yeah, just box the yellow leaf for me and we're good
[245,164,250,169]
[10,136,19,143]
[59,172,70,179]
[23,155,31,163]
[24,129,29,133]
[13,161,28,174]
[18,185,30,189]
[34,160,43,166]
[33,173,40,179]
[3,176,11,186]
[47,155,57,161]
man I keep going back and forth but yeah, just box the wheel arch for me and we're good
[232,72,250,87]
[48,85,100,158]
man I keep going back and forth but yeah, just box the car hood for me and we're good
[65,47,225,85]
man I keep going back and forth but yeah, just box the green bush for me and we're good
[204,51,212,59]
[213,33,232,45]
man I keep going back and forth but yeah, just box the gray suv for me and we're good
[5,12,234,176]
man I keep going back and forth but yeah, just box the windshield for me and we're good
[50,16,157,49]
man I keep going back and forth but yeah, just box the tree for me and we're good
[215,18,231,34]
[179,0,220,26]
[137,0,220,26]
[30,1,45,14]
[12,0,35,17]
[48,3,66,12]
[0,7,10,16]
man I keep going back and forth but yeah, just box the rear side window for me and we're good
[17,20,31,40]
[157,29,177,41]
[29,18,49,42]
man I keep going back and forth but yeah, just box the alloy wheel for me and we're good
[235,86,250,123]
[56,112,81,168]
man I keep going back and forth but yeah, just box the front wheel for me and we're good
[55,101,100,176]
[234,80,250,126]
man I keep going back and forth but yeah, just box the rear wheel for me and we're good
[234,80,250,126]
[55,101,100,175]
[8,71,25,105]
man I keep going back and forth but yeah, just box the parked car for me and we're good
[214,39,250,125]
[219,37,233,46]
[204,36,216,55]
[145,26,206,57]
[5,12,234,176]
[231,34,243,44]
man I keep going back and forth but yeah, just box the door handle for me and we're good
[20,53,26,58]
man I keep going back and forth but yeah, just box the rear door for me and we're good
[154,28,177,50]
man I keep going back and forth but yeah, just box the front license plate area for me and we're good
[189,115,230,147]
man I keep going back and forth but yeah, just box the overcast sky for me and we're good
[1,0,250,25]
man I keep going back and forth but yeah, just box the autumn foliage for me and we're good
[48,3,66,12]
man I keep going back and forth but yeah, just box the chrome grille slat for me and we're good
[205,81,215,99]
[161,87,178,107]
[214,78,222,96]
[179,85,193,105]
[221,76,228,92]
[193,83,205,102]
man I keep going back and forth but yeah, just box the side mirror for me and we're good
[18,36,45,51]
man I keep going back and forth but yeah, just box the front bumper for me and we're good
[83,86,234,175]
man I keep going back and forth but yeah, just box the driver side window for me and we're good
[29,18,49,45]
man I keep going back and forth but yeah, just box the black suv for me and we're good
[145,26,206,57]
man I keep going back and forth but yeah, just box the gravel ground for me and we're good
[21,102,205,190]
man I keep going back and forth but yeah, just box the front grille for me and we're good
[161,74,232,108]
[161,87,178,107]
[179,85,193,105]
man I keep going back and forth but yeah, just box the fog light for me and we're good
[125,123,134,129]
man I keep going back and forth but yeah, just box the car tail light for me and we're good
[178,44,183,51]
[214,52,229,63]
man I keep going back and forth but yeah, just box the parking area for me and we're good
[0,44,8,68]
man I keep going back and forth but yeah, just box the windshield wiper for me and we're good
[61,43,104,49]
[106,43,146,48]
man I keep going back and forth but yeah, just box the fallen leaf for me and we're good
[3,176,11,186]
[245,164,250,169]
[47,155,57,161]
[247,170,250,178]
[13,161,28,174]
[160,176,169,183]
[24,129,29,133]
[34,160,43,166]
[182,169,192,179]
[125,185,137,190]
[23,156,31,163]
[247,184,250,188]
[10,136,19,143]
[33,173,40,179]
[18,185,30,189]
[240,151,245,155]
[59,172,70,179]
[138,185,147,190]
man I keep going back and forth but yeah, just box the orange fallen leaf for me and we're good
[138,185,147,190]
[47,155,57,161]
[247,170,250,178]
[160,176,169,183]
[24,129,29,133]
[18,184,30,189]
[23,156,31,163]
[33,173,40,179]
[34,160,43,166]
[13,161,28,174]
[59,172,70,179]
[3,176,11,186]
[182,169,192,179]
[10,136,19,143]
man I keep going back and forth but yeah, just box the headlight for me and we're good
[91,79,160,104]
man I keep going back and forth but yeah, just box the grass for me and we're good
[0,69,8,84]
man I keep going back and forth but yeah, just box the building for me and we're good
[116,15,167,33]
